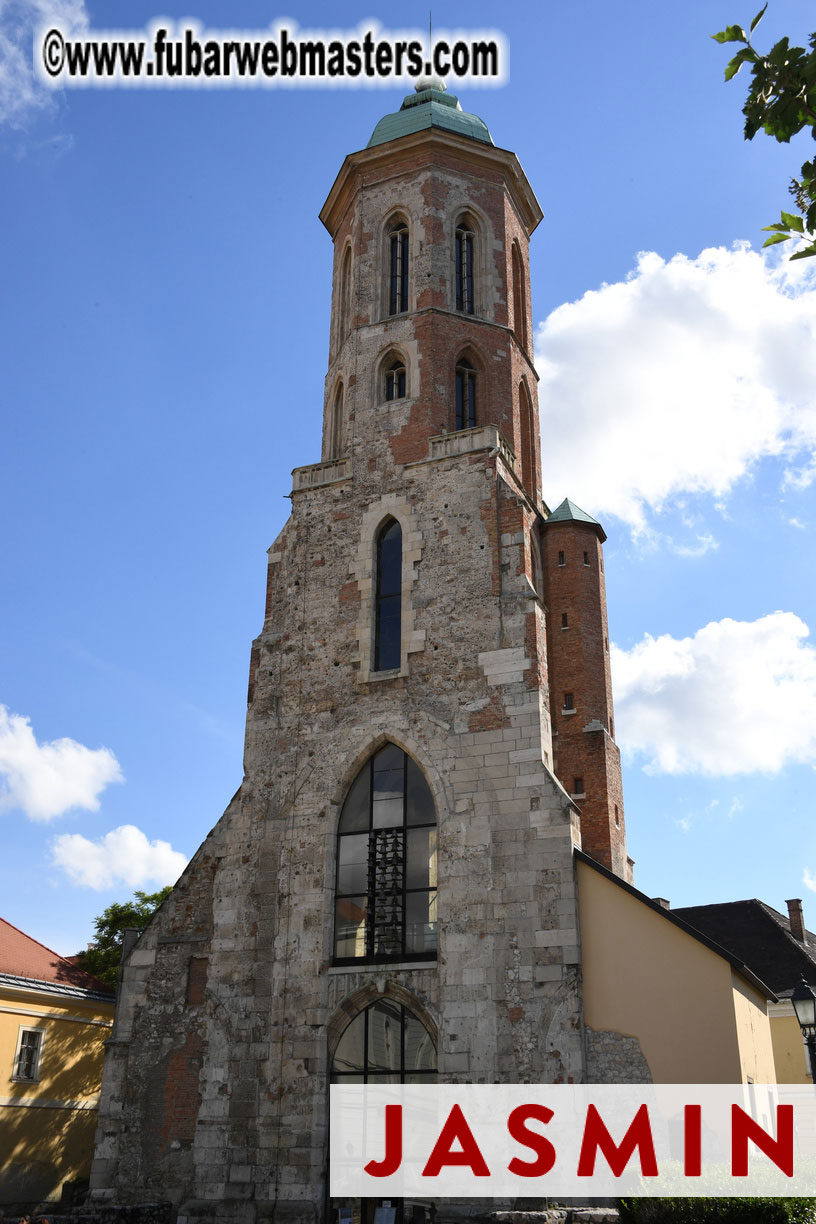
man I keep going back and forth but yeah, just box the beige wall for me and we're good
[770,1004,811,1084]
[578,860,773,1083]
[0,985,114,1205]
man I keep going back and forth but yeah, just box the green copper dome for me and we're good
[367,79,493,148]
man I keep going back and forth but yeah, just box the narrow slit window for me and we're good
[573,777,584,796]
[558,550,565,567]
[455,226,474,314]
[375,519,402,672]
[455,360,476,430]
[561,613,569,628]
[389,223,409,315]
[583,551,590,566]
[563,692,575,711]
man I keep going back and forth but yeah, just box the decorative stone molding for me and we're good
[291,456,351,492]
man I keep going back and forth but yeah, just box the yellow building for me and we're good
[0,916,115,1209]
[674,896,816,1085]
[577,852,778,1084]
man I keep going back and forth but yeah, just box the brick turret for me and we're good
[542,498,631,881]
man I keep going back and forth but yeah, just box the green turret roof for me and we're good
[367,79,493,148]
[545,498,606,541]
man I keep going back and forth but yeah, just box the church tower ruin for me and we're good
[90,82,629,1224]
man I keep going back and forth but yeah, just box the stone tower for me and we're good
[90,83,629,1224]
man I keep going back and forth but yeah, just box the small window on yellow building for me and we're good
[13,1027,44,1081]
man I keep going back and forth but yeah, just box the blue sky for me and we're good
[1,0,815,957]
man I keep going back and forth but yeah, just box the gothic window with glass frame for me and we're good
[330,998,437,1083]
[374,518,401,672]
[388,221,409,315]
[334,743,438,964]
[455,223,475,314]
[385,359,406,402]
[455,359,476,430]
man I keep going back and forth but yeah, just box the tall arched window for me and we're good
[334,744,438,964]
[374,518,401,671]
[512,242,528,352]
[455,220,475,314]
[388,221,409,315]
[338,246,352,344]
[331,999,437,1082]
[329,384,344,459]
[385,358,406,402]
[455,359,476,430]
[519,379,535,498]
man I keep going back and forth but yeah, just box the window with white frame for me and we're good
[13,1027,44,1081]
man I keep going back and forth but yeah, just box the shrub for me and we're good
[616,1198,816,1224]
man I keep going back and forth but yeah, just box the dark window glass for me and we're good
[561,613,569,628]
[558,550,565,566]
[375,519,402,672]
[334,744,437,964]
[331,1002,437,1083]
[455,226,474,314]
[389,224,408,315]
[573,777,584,795]
[584,551,590,566]
[564,692,575,710]
[455,360,476,430]
[385,360,406,401]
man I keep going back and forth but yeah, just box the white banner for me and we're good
[330,1084,816,1197]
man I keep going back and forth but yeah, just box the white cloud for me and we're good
[51,824,188,890]
[804,869,816,894]
[535,244,816,531]
[612,611,816,775]
[0,0,88,127]
[0,705,122,821]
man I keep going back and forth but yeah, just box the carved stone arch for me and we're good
[327,981,439,1063]
[327,730,447,825]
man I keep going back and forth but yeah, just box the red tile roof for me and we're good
[0,916,113,997]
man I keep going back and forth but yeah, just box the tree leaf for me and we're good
[750,4,768,34]
[762,232,791,246]
[789,240,816,259]
[780,210,805,231]
[725,47,757,79]
[712,24,747,45]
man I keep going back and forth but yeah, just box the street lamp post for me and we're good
[791,976,816,1082]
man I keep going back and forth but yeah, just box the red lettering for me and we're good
[577,1103,658,1178]
[365,1104,403,1177]
[422,1103,491,1177]
[507,1103,556,1177]
[731,1104,793,1177]
[684,1105,702,1177]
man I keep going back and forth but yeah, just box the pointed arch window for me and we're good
[455,359,476,430]
[512,241,528,352]
[334,744,438,964]
[385,358,406,402]
[389,221,409,315]
[375,518,401,671]
[331,999,437,1083]
[329,384,344,459]
[455,223,475,314]
[519,379,536,498]
[338,246,352,344]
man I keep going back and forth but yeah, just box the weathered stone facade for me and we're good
[89,85,632,1224]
